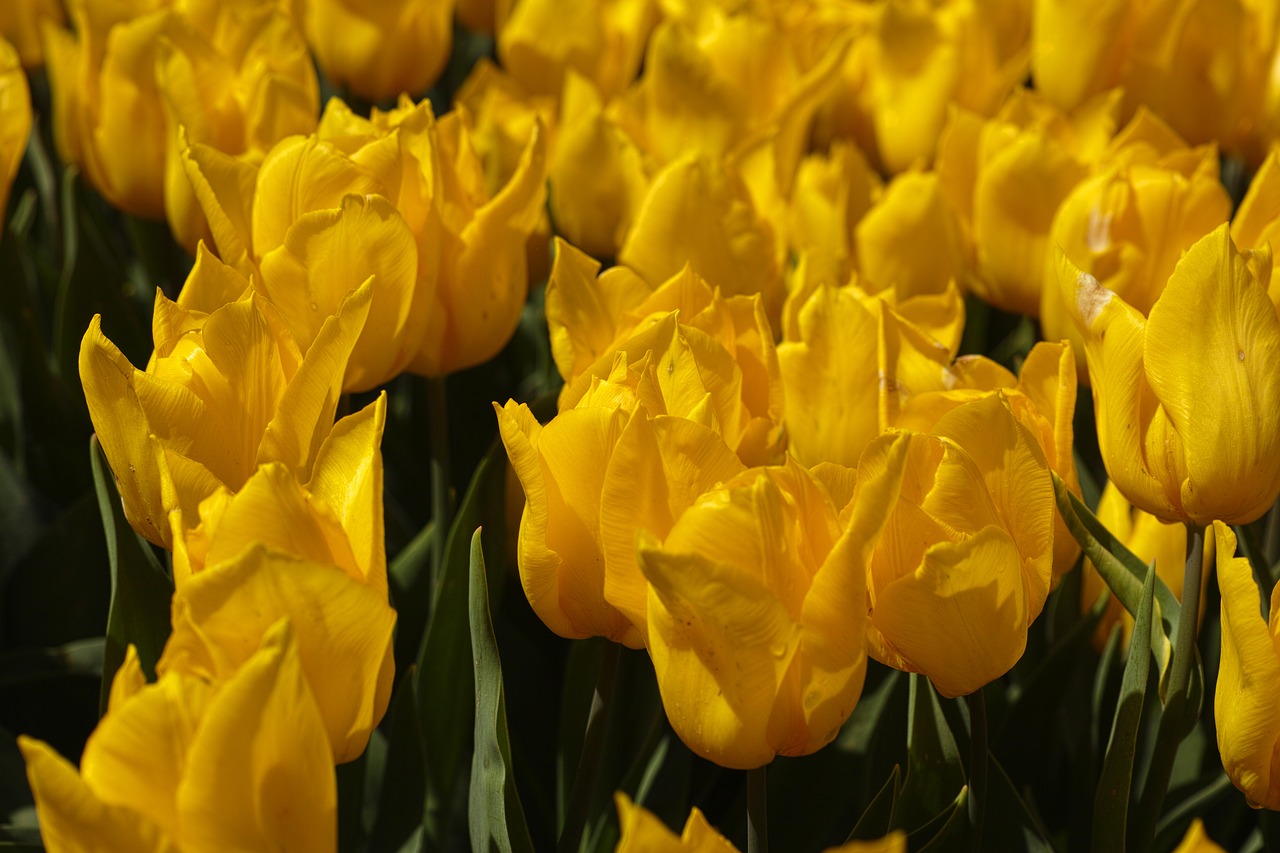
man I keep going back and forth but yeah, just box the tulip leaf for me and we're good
[370,666,427,853]
[911,786,968,853]
[89,435,172,712]
[984,753,1055,852]
[417,439,507,843]
[849,765,900,841]
[900,674,965,831]
[1093,562,1156,852]
[1151,772,1234,851]
[389,519,435,668]
[468,527,535,853]
[1052,473,1182,696]
[1091,624,1123,765]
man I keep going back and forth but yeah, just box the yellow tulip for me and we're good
[895,341,1081,579]
[0,0,63,67]
[786,143,881,282]
[936,88,1122,316]
[0,37,30,234]
[614,792,908,852]
[1232,145,1280,304]
[776,277,964,468]
[854,170,966,301]
[546,241,786,466]
[1040,113,1231,379]
[1081,481,1208,649]
[855,394,1055,698]
[819,0,1031,174]
[618,155,782,323]
[1058,223,1280,525]
[1215,522,1280,810]
[80,253,372,548]
[496,316,757,647]
[44,0,318,244]
[291,0,453,102]
[637,458,869,768]
[1033,0,1277,164]
[20,621,336,852]
[1172,819,1227,853]
[498,0,656,99]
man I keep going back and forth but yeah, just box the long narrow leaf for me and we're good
[468,528,535,853]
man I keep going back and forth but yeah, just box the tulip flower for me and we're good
[1040,111,1230,379]
[43,0,318,247]
[614,793,908,852]
[776,277,963,468]
[855,394,1056,698]
[1058,223,1280,525]
[1231,146,1280,298]
[636,458,869,769]
[786,143,881,281]
[291,0,454,102]
[0,37,29,233]
[1215,522,1280,809]
[496,320,754,647]
[80,254,371,547]
[854,170,966,301]
[0,0,63,67]
[936,88,1122,316]
[20,621,336,852]
[1081,481,1209,649]
[497,0,655,99]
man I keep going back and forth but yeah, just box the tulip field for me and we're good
[6,1,1280,851]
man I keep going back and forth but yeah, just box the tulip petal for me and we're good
[639,537,800,769]
[856,172,963,300]
[874,524,1028,698]
[181,137,259,275]
[19,736,176,853]
[1144,225,1280,524]
[1215,521,1280,809]
[176,619,338,851]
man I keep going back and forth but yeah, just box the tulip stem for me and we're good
[747,765,767,853]
[427,375,453,595]
[1132,523,1205,850]
[558,641,621,853]
[966,688,988,851]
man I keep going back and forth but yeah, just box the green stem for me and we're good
[967,688,988,851]
[1132,523,1205,851]
[427,375,453,596]
[557,642,621,853]
[747,765,768,853]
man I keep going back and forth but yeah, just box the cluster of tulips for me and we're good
[5,0,1280,850]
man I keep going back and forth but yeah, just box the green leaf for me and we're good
[849,765,900,842]
[468,528,535,853]
[417,439,508,844]
[1091,624,1123,769]
[0,639,103,689]
[389,520,435,669]
[985,753,1055,852]
[89,435,172,712]
[1152,773,1234,851]
[900,674,965,831]
[1052,473,1184,698]
[1093,562,1156,852]
[911,786,969,853]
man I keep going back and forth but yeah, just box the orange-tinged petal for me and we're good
[1215,521,1280,810]
[1144,225,1280,524]
[176,619,337,852]
[614,793,737,853]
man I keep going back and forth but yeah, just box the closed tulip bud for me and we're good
[292,0,453,101]
[44,0,318,245]
[777,277,963,468]
[80,254,372,548]
[0,37,30,233]
[637,458,867,768]
[1040,114,1231,379]
[856,394,1055,697]
[20,621,337,852]
[937,88,1122,316]
[1215,522,1280,810]
[1059,223,1280,525]
[1081,481,1210,650]
[0,0,63,67]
